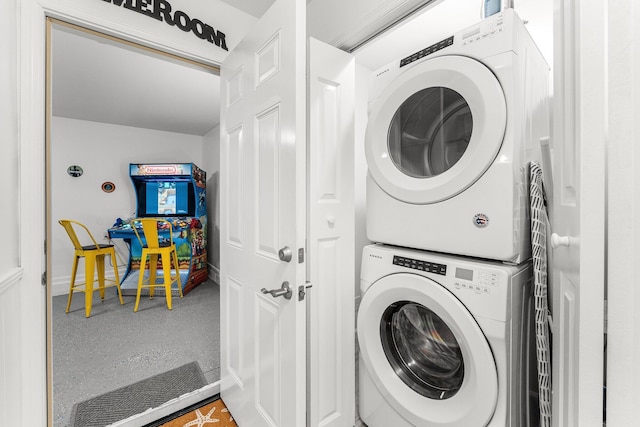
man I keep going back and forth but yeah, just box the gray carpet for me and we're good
[69,362,207,427]
[53,280,220,427]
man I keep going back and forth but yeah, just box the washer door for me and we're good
[365,55,507,204]
[358,273,498,426]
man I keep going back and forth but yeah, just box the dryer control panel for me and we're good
[399,36,454,68]
[392,255,447,276]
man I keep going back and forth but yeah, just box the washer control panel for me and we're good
[392,255,447,276]
[454,268,498,294]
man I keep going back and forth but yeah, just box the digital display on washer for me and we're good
[399,36,454,68]
[393,255,447,275]
[455,267,474,281]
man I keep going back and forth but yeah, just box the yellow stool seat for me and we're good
[58,219,124,318]
[132,218,183,312]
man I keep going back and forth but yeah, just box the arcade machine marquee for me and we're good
[108,163,207,295]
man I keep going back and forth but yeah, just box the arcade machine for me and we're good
[108,163,207,296]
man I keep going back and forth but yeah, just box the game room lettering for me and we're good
[101,0,229,51]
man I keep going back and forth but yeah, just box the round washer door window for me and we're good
[381,301,465,399]
[365,55,506,204]
[357,273,498,426]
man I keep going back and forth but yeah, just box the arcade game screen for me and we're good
[136,180,195,217]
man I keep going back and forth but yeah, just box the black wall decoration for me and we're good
[67,165,84,177]
[101,0,228,51]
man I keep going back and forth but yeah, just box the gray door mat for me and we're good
[69,361,207,427]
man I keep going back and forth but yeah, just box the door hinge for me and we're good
[41,271,47,286]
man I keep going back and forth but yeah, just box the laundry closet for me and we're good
[352,3,552,426]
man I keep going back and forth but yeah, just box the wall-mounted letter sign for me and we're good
[101,0,228,51]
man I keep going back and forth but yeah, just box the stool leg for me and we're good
[85,254,96,318]
[172,249,183,298]
[134,251,147,313]
[66,255,79,313]
[97,254,106,300]
[148,254,159,300]
[110,250,124,306]
[162,252,172,310]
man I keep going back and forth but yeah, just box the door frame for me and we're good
[20,1,228,424]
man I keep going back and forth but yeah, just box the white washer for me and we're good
[365,9,549,263]
[358,244,537,427]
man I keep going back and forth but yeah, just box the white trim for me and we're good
[50,268,127,296]
[0,268,24,296]
[551,0,606,426]
[605,0,640,424]
[207,263,220,284]
[107,381,221,427]
[35,0,227,67]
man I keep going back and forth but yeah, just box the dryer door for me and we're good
[365,55,507,204]
[357,273,498,426]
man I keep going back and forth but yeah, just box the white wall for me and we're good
[0,0,24,423]
[606,0,640,423]
[50,116,205,295]
[202,125,220,283]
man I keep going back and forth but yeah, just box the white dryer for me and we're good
[357,244,538,427]
[365,9,549,263]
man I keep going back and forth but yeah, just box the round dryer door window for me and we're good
[365,55,507,204]
[388,87,472,179]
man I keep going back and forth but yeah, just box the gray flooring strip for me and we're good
[70,362,207,427]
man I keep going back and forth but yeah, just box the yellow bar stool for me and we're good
[58,219,124,318]
[131,218,183,312]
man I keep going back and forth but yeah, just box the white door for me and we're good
[550,1,605,426]
[308,37,356,427]
[219,0,306,426]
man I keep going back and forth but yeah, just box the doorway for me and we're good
[47,19,221,426]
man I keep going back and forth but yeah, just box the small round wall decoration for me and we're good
[67,165,83,177]
[101,182,116,193]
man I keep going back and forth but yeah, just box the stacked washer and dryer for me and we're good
[358,9,549,427]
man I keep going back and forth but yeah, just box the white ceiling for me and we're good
[218,0,274,19]
[52,24,221,136]
[52,1,278,137]
[52,0,552,137]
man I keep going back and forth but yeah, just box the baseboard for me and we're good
[51,268,127,297]
[0,267,23,296]
[53,263,218,296]
[208,263,220,285]
[109,381,221,427]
